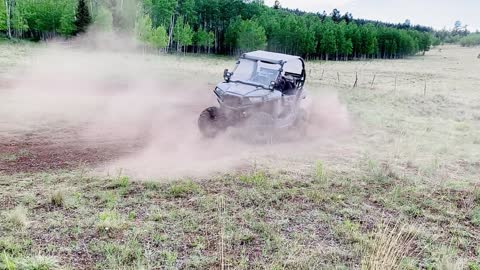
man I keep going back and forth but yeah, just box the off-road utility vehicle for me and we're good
[198,50,307,140]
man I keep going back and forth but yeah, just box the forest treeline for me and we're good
[0,0,466,60]
[459,34,480,47]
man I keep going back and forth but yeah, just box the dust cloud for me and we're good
[0,34,351,178]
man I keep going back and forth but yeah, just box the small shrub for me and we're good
[96,210,126,235]
[471,207,480,226]
[128,211,136,221]
[0,150,31,162]
[474,188,480,204]
[167,180,202,198]
[239,171,267,187]
[468,262,480,270]
[49,190,64,207]
[101,191,118,209]
[95,239,144,268]
[306,189,330,204]
[368,161,399,184]
[0,238,22,256]
[191,236,207,249]
[314,160,327,183]
[148,207,165,222]
[361,222,415,270]
[335,219,364,244]
[4,206,28,229]
[404,205,423,218]
[114,176,130,189]
[459,33,480,47]
[144,181,159,190]
[0,251,16,270]
[16,255,59,270]
[161,251,178,268]
[0,153,18,162]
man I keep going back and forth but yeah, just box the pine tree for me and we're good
[74,0,91,34]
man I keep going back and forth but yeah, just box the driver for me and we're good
[278,75,296,95]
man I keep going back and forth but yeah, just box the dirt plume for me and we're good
[0,36,351,178]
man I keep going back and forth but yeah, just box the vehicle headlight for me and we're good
[248,97,264,103]
[214,88,225,100]
[214,87,224,96]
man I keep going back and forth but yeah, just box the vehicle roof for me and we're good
[242,50,303,64]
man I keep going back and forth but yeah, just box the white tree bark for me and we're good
[4,0,12,39]
[167,14,175,52]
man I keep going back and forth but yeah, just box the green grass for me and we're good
[167,180,203,198]
[0,45,479,269]
[0,167,478,269]
[0,150,31,162]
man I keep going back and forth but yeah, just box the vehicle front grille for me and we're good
[222,94,244,107]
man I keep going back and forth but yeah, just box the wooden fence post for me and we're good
[353,72,358,88]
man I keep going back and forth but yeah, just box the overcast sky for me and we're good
[264,0,479,31]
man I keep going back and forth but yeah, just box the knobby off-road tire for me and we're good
[245,112,275,144]
[198,107,228,138]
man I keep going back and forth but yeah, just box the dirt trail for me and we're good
[0,40,351,177]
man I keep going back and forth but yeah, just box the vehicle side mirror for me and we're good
[224,69,231,82]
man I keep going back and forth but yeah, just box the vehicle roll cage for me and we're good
[240,52,306,89]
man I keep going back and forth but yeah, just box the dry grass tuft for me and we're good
[3,206,28,229]
[361,221,416,270]
[49,190,64,207]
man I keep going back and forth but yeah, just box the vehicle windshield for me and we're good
[230,59,281,87]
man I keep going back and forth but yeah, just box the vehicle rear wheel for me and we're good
[245,112,275,144]
[198,107,228,138]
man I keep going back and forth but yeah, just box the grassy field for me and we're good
[0,41,480,269]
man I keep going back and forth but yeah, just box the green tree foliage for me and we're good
[93,6,113,32]
[236,19,266,52]
[74,0,91,34]
[135,14,168,52]
[149,25,168,50]
[319,18,337,60]
[224,16,242,54]
[0,0,437,60]
[194,28,214,53]
[178,0,196,24]
[59,2,76,36]
[0,2,6,31]
[135,15,153,43]
[459,33,480,47]
[147,0,177,27]
[173,17,193,53]
[9,0,79,39]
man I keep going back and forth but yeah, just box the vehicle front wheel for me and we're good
[198,107,228,138]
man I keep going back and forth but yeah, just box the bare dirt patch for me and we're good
[0,127,147,174]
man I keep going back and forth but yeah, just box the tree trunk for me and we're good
[214,28,218,53]
[167,14,175,52]
[5,0,12,39]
